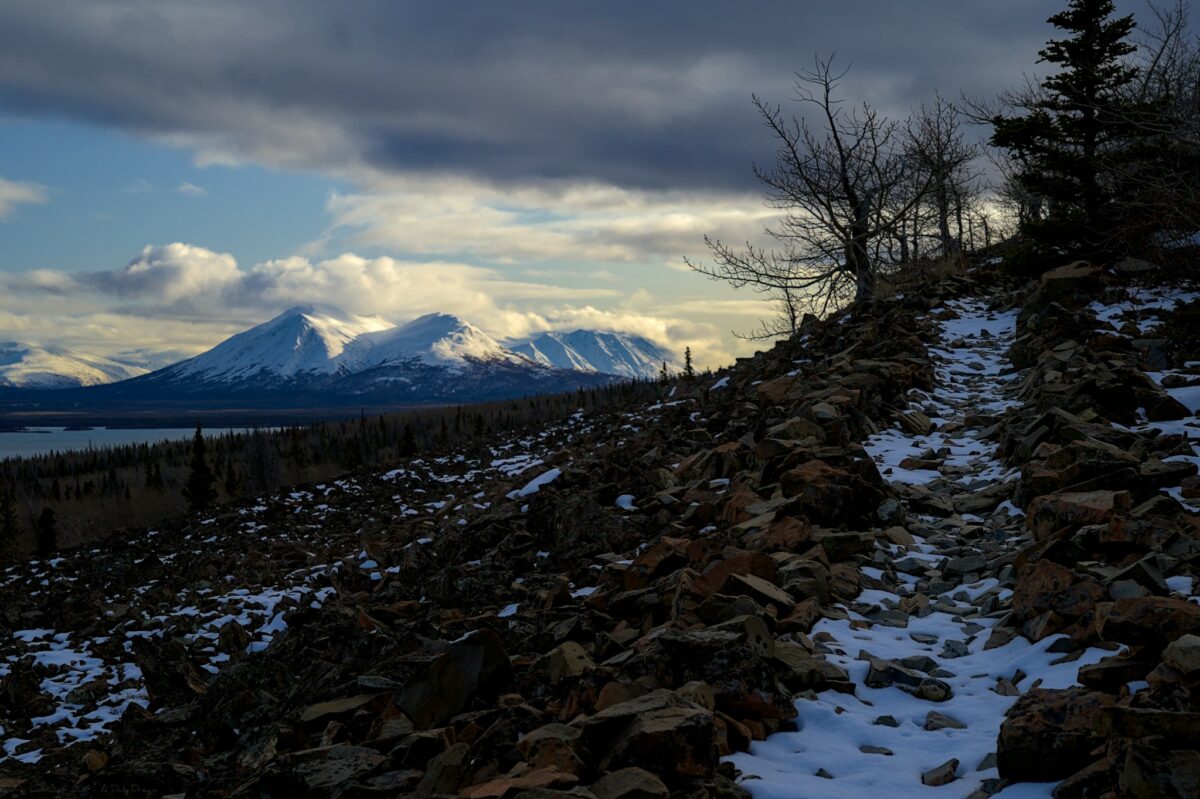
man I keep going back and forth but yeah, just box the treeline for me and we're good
[0,380,659,556]
[690,0,1200,335]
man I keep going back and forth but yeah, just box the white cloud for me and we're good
[0,241,753,368]
[0,175,48,219]
[320,176,776,266]
[114,243,242,304]
[175,181,208,196]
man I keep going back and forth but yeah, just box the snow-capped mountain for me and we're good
[343,313,526,371]
[167,304,394,385]
[96,306,618,406]
[0,342,148,389]
[511,330,678,379]
[0,309,658,409]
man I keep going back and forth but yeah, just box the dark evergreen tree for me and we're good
[399,423,418,457]
[182,423,218,512]
[990,0,1142,257]
[683,347,695,381]
[35,507,56,557]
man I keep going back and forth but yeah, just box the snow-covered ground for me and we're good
[1091,286,1200,511]
[730,298,1115,798]
[0,409,604,763]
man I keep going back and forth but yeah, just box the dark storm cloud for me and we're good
[0,1,1181,190]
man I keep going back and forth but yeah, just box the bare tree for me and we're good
[1119,0,1200,245]
[688,56,929,337]
[906,94,983,256]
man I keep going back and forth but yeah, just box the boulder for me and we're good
[1118,742,1200,799]
[130,636,208,710]
[1026,490,1131,539]
[538,642,595,684]
[1096,596,1200,648]
[779,458,888,527]
[0,659,54,721]
[1164,634,1200,675]
[397,629,513,728]
[517,724,584,774]
[997,688,1116,782]
[574,690,717,781]
[1011,559,1104,621]
[589,767,670,799]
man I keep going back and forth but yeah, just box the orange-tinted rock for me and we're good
[1097,596,1200,647]
[1012,559,1105,620]
[1026,490,1132,539]
[997,688,1117,781]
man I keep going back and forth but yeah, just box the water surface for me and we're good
[0,427,264,459]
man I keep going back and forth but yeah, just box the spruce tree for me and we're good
[990,0,1142,257]
[182,423,218,513]
[35,507,56,557]
[399,423,418,457]
[684,347,695,381]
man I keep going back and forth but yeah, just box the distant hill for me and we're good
[0,342,147,388]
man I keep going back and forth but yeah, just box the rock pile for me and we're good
[996,263,1200,797]
[0,277,957,796]
[2,260,1198,799]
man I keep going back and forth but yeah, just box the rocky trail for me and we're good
[1,262,1199,798]
[730,298,1115,797]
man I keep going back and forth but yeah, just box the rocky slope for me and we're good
[0,261,1197,798]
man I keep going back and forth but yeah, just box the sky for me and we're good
[0,0,1182,368]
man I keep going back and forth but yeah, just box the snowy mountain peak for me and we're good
[171,305,395,383]
[345,312,524,370]
[0,342,148,388]
[511,329,677,379]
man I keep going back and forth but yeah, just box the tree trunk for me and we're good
[936,180,954,255]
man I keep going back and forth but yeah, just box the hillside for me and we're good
[0,343,147,388]
[0,260,1197,798]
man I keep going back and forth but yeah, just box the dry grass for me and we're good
[874,253,970,299]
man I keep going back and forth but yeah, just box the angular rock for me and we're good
[1027,490,1131,539]
[1096,596,1200,647]
[921,758,959,786]
[589,767,670,799]
[397,629,513,728]
[1164,633,1200,674]
[574,690,716,781]
[997,688,1116,782]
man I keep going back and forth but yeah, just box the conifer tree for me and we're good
[399,423,418,457]
[35,507,56,557]
[182,423,218,513]
[683,347,695,381]
[990,0,1143,256]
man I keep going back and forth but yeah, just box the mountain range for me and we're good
[0,306,677,410]
[0,342,149,389]
[512,330,676,378]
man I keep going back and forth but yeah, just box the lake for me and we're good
[0,427,270,459]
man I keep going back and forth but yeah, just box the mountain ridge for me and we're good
[0,308,677,393]
[510,329,678,379]
[0,342,148,389]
